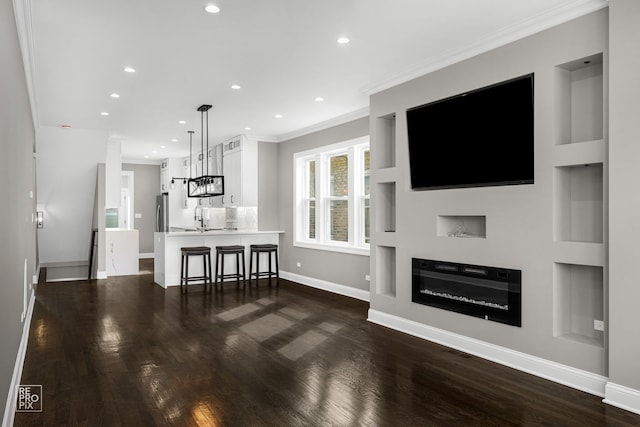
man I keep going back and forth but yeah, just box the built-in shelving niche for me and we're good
[554,53,603,145]
[375,182,396,233]
[554,163,603,243]
[437,215,486,238]
[374,113,396,169]
[554,263,604,347]
[375,245,396,297]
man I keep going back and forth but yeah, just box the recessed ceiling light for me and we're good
[315,97,324,102]
[152,150,158,154]
[171,139,178,142]
[337,37,350,44]
[231,84,241,90]
[160,145,166,149]
[124,67,136,73]
[275,114,283,119]
[205,4,220,13]
[178,120,186,124]
[110,93,120,98]
[100,112,109,116]
[144,155,149,159]
[244,127,252,131]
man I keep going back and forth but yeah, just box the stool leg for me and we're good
[214,251,219,291]
[221,253,225,292]
[268,252,273,282]
[185,255,189,293]
[180,254,185,291]
[203,253,208,291]
[242,252,246,289]
[249,250,254,284]
[236,253,240,287]
[256,252,260,287]
[207,252,213,293]
[275,250,279,286]
[242,252,247,289]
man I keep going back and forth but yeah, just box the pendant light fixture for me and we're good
[172,104,224,198]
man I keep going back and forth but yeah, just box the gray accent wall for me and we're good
[369,10,609,375]
[278,117,370,291]
[122,163,160,254]
[608,0,640,392]
[0,0,37,417]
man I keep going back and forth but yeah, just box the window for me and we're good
[294,136,370,255]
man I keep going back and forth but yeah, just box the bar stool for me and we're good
[180,246,212,293]
[249,244,279,286]
[214,245,246,291]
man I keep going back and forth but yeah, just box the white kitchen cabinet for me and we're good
[160,158,182,194]
[221,135,257,207]
[181,157,197,209]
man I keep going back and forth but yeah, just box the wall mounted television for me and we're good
[406,73,534,190]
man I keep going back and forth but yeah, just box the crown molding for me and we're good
[361,0,609,95]
[12,0,38,132]
[275,106,370,143]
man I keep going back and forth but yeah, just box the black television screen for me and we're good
[406,73,534,190]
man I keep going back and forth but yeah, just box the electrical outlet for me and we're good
[296,262,301,268]
[594,320,605,331]
[365,274,370,281]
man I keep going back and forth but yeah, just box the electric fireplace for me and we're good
[412,258,521,327]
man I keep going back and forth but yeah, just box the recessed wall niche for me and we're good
[554,262,604,347]
[437,215,486,238]
[554,163,603,243]
[375,245,396,297]
[374,113,396,169]
[554,53,604,145]
[375,182,396,233]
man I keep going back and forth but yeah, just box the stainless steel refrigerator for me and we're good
[156,193,169,232]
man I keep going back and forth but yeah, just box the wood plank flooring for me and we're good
[14,260,640,426]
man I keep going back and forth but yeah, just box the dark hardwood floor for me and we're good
[14,260,640,426]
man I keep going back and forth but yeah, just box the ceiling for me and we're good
[27,0,606,162]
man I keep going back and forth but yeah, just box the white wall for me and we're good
[37,125,109,264]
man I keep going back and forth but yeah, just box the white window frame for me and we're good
[294,136,370,256]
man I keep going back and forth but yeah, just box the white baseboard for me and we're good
[604,382,640,415]
[138,253,154,259]
[97,270,107,279]
[32,264,40,285]
[367,309,608,397]
[280,271,370,302]
[2,290,36,427]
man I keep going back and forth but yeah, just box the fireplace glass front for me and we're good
[412,258,521,327]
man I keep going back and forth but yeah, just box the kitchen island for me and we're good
[153,230,283,288]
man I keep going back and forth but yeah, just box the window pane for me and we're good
[308,160,316,198]
[364,198,370,244]
[308,200,315,239]
[330,200,348,242]
[330,155,348,197]
[364,150,370,196]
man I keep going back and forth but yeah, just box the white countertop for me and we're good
[162,229,284,237]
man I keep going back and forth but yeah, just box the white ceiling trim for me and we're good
[275,106,370,143]
[361,0,609,95]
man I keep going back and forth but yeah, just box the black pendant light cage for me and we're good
[187,104,224,198]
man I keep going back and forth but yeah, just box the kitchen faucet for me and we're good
[194,206,206,231]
